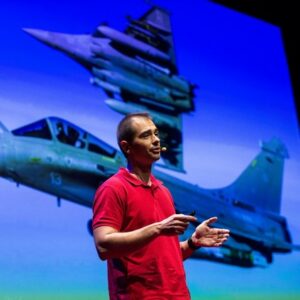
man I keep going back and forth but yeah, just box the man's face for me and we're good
[125,117,161,166]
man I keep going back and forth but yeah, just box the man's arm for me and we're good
[180,217,230,260]
[93,214,197,260]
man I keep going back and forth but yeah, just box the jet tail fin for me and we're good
[125,6,177,73]
[223,138,289,214]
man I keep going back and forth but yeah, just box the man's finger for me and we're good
[172,220,190,228]
[174,214,197,222]
[204,216,218,225]
[217,228,230,234]
[210,228,230,235]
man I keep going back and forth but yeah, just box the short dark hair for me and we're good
[117,112,151,155]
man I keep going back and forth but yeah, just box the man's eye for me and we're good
[140,131,159,139]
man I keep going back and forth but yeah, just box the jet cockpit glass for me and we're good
[88,134,116,158]
[12,119,52,140]
[53,119,86,149]
[49,117,116,157]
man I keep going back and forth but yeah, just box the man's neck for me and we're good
[126,163,152,186]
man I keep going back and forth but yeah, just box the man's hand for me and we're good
[158,214,197,236]
[191,217,230,247]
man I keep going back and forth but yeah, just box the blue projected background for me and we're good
[1,0,300,299]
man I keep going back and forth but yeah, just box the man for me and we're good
[93,113,230,299]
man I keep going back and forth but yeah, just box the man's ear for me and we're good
[120,140,130,154]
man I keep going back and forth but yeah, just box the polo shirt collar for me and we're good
[118,167,162,188]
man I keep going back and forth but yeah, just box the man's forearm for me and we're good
[94,223,161,260]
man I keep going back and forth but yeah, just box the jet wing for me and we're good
[222,225,299,253]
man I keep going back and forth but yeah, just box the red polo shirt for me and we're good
[93,168,190,300]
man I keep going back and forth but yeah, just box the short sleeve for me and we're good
[92,183,125,231]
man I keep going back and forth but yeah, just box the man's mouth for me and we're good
[151,147,161,154]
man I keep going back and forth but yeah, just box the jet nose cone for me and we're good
[23,28,54,46]
[23,28,92,60]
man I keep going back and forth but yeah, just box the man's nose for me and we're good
[152,134,160,144]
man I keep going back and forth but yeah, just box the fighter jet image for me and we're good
[0,117,299,267]
[23,7,195,173]
[0,117,125,206]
